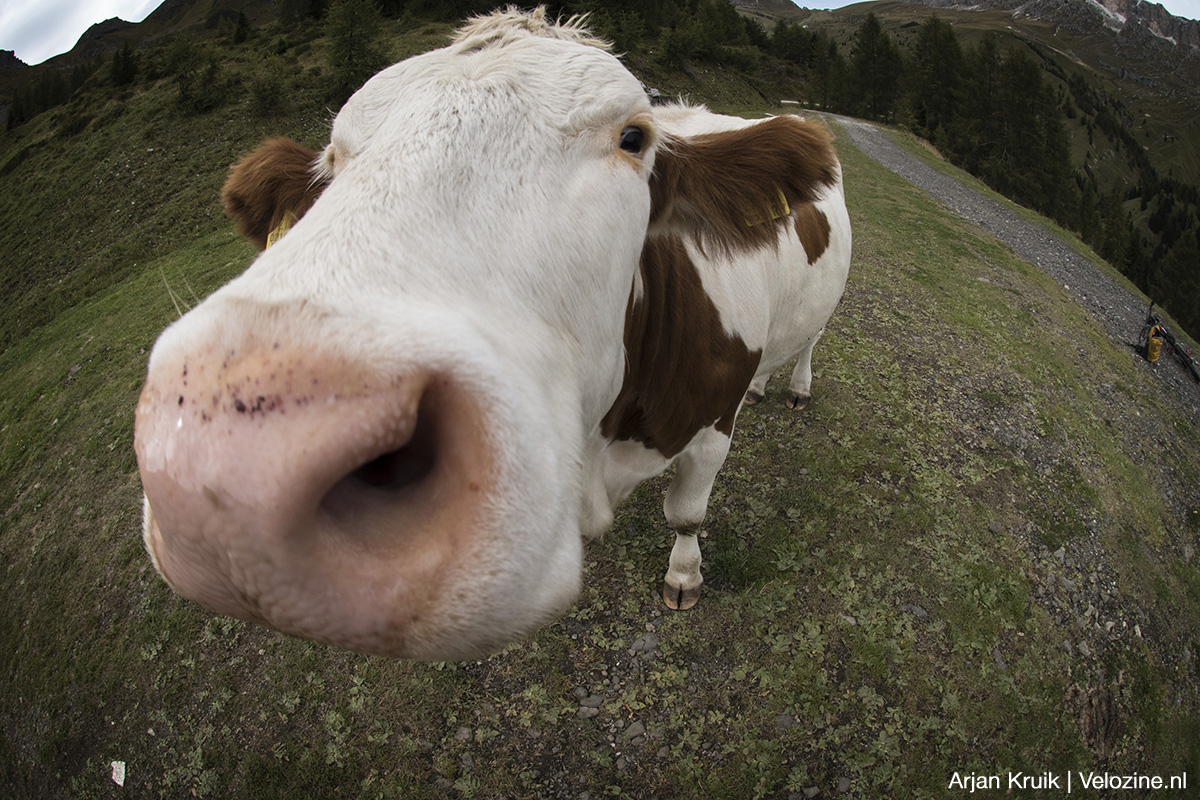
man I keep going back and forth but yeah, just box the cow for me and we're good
[134,7,851,661]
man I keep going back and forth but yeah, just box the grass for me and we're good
[3,35,1200,800]
[0,17,457,353]
[881,124,1200,359]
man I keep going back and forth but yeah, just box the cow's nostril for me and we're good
[352,442,434,490]
[320,392,442,522]
[347,395,439,492]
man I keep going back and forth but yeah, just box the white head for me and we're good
[137,9,656,660]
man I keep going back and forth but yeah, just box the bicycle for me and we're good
[1136,302,1200,384]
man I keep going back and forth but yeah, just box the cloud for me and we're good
[1164,0,1200,22]
[0,0,160,65]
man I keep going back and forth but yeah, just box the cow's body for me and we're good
[585,105,850,609]
[134,8,850,660]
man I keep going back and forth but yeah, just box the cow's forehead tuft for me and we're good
[449,6,611,54]
[331,39,645,161]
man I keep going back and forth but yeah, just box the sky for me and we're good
[1,0,160,65]
[1,0,1199,66]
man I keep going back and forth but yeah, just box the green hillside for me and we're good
[0,12,457,352]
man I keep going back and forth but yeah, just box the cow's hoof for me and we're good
[743,389,764,406]
[663,581,701,610]
[785,392,810,411]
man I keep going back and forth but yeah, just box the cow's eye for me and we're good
[619,126,646,155]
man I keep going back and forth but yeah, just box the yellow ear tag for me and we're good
[746,188,790,227]
[265,210,298,249]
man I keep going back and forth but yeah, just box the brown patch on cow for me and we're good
[649,115,838,255]
[221,138,328,251]
[600,236,761,459]
[793,203,831,265]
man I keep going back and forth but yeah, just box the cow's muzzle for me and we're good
[134,342,499,659]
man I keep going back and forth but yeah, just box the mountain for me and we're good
[68,18,136,62]
[1103,0,1200,46]
[134,0,280,42]
[908,0,1200,47]
[6,0,279,72]
[0,50,27,70]
[731,0,813,24]
[0,0,281,114]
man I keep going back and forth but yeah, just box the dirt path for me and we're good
[833,114,1200,425]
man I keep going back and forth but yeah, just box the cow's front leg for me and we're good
[599,440,672,525]
[661,427,732,610]
[663,532,702,610]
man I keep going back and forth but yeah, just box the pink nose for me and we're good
[134,339,495,658]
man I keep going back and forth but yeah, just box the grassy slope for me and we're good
[880,122,1200,358]
[3,84,1199,795]
[0,18,456,353]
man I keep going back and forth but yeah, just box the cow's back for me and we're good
[656,107,851,382]
[756,170,850,379]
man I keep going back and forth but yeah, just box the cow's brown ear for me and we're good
[648,115,839,253]
[222,138,328,251]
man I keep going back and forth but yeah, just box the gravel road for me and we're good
[833,114,1200,424]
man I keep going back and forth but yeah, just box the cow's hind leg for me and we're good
[661,427,732,610]
[743,373,769,405]
[786,328,825,410]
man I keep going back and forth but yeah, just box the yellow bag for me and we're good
[1147,325,1165,363]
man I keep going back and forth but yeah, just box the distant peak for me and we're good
[0,49,29,69]
[906,0,1200,48]
[80,18,134,40]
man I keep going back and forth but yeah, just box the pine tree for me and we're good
[165,37,203,103]
[810,32,848,113]
[957,35,1002,174]
[326,0,390,106]
[234,12,251,44]
[111,41,139,87]
[910,16,962,142]
[771,20,817,66]
[1098,192,1129,264]
[1076,177,1103,248]
[1034,78,1075,227]
[1155,230,1200,336]
[1124,226,1150,287]
[6,90,26,130]
[850,14,902,122]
